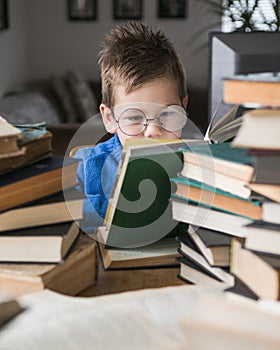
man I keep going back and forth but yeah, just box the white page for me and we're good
[181,319,280,350]
[188,292,280,341]
[2,285,279,349]
[0,285,224,348]
[0,302,183,350]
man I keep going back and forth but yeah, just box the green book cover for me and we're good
[105,142,188,248]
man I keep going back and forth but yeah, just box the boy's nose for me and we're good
[143,122,163,138]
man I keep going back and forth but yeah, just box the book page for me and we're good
[1,286,279,349]
[204,104,239,143]
[0,302,182,350]
[0,285,222,348]
[186,292,280,341]
[0,116,22,138]
[180,319,280,350]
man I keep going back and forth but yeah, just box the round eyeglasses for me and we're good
[113,105,187,136]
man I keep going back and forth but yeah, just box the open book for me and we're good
[1,286,280,349]
[204,102,242,144]
[102,138,200,249]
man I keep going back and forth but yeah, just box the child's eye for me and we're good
[126,115,145,122]
[159,111,176,119]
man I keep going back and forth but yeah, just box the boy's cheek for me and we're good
[116,130,136,145]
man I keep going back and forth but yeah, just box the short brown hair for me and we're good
[98,21,187,107]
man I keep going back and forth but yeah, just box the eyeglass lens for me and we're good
[117,105,187,136]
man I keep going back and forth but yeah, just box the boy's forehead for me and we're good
[113,102,179,114]
[113,77,181,107]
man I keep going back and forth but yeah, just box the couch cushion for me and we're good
[65,70,98,122]
[0,91,61,125]
[50,75,77,123]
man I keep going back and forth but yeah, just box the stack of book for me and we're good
[0,116,53,175]
[225,77,280,300]
[169,142,249,290]
[177,224,234,289]
[0,122,98,296]
[173,71,280,299]
[97,138,191,270]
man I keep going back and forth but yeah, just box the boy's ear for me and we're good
[182,95,188,110]
[100,104,117,134]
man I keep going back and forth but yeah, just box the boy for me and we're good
[75,21,188,232]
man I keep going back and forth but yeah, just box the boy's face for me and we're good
[100,78,188,145]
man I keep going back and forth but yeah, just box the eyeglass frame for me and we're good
[110,104,188,136]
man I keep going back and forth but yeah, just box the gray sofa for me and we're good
[0,71,107,155]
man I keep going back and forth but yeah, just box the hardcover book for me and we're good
[0,155,79,211]
[103,139,197,248]
[0,131,53,175]
[223,72,280,108]
[244,221,280,255]
[187,225,232,267]
[231,239,280,300]
[171,177,262,220]
[180,142,254,182]
[0,188,84,232]
[96,226,180,269]
[232,109,280,150]
[0,221,80,263]
[171,197,253,238]
[179,142,253,198]
[178,256,232,289]
[0,233,98,296]
[178,234,234,287]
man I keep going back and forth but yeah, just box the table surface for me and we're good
[79,260,185,297]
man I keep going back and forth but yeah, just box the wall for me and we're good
[0,0,221,129]
[0,0,29,95]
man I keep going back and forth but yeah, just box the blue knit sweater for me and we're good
[74,133,122,233]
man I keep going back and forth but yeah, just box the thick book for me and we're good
[179,142,253,198]
[247,183,280,204]
[187,225,232,267]
[0,296,24,329]
[244,221,280,255]
[97,226,180,269]
[178,256,232,289]
[179,162,251,198]
[262,200,280,224]
[104,138,198,248]
[223,72,280,108]
[171,177,262,220]
[0,155,79,211]
[171,197,253,237]
[0,221,80,263]
[180,142,254,182]
[251,154,280,184]
[232,109,280,150]
[0,233,98,297]
[231,239,280,300]
[0,131,53,175]
[0,188,84,232]
[178,234,234,287]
